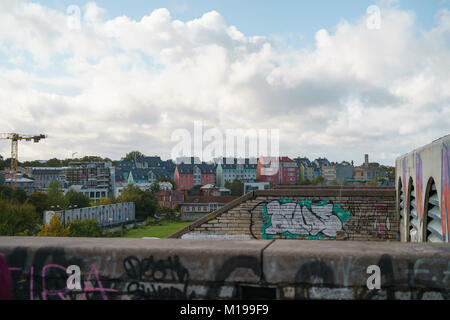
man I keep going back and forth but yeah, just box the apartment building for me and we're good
[25,167,62,190]
[215,158,258,187]
[60,162,113,202]
[174,162,216,191]
[257,156,298,186]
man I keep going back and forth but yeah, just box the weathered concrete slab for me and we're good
[263,240,450,299]
[1,237,449,300]
[0,237,272,300]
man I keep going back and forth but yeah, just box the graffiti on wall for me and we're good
[261,199,351,240]
[4,248,118,300]
[2,244,450,300]
[342,201,393,240]
[416,153,423,228]
[402,158,407,219]
[293,254,450,300]
[373,204,391,239]
[442,143,450,242]
[122,256,196,300]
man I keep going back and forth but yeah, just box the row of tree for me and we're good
[0,150,147,170]
[0,178,165,237]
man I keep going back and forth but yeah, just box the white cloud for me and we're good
[0,1,449,165]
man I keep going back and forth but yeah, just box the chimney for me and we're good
[364,154,369,167]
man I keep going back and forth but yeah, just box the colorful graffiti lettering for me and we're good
[373,205,390,239]
[261,199,351,240]
[442,144,450,242]
[402,158,407,217]
[0,253,12,300]
[416,153,423,227]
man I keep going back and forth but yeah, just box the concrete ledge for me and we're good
[254,188,395,198]
[264,240,450,299]
[1,237,449,300]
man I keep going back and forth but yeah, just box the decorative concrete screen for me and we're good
[396,134,450,243]
[171,188,398,241]
[44,202,135,227]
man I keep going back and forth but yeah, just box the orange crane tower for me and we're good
[0,133,46,189]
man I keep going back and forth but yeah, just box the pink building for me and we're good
[257,157,298,186]
[174,162,216,191]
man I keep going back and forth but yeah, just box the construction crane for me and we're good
[0,133,46,189]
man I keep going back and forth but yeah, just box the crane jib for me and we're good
[0,133,46,190]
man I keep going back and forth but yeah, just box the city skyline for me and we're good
[0,0,449,165]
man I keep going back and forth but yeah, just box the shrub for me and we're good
[38,214,70,237]
[0,200,40,236]
[68,219,102,238]
[145,217,160,226]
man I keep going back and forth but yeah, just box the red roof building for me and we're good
[257,156,298,186]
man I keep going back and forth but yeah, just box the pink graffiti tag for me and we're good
[402,158,407,218]
[81,264,118,300]
[375,205,389,239]
[416,154,423,226]
[0,254,13,300]
[42,264,71,300]
[8,263,118,300]
[442,144,450,242]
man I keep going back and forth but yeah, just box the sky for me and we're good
[0,0,449,165]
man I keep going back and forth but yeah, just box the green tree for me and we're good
[150,182,161,194]
[140,190,158,219]
[157,207,179,221]
[12,188,27,204]
[97,197,115,206]
[65,190,91,209]
[0,200,40,236]
[122,151,145,162]
[26,191,49,221]
[312,176,325,186]
[331,178,339,186]
[117,184,158,220]
[46,158,63,167]
[342,179,349,186]
[38,214,70,237]
[47,181,68,210]
[68,219,103,237]
[0,154,7,170]
[297,179,311,186]
[229,179,244,196]
[0,185,13,201]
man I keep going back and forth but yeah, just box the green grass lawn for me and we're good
[123,221,192,238]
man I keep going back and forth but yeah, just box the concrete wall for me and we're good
[44,202,135,227]
[172,188,398,241]
[395,134,450,243]
[0,237,448,300]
